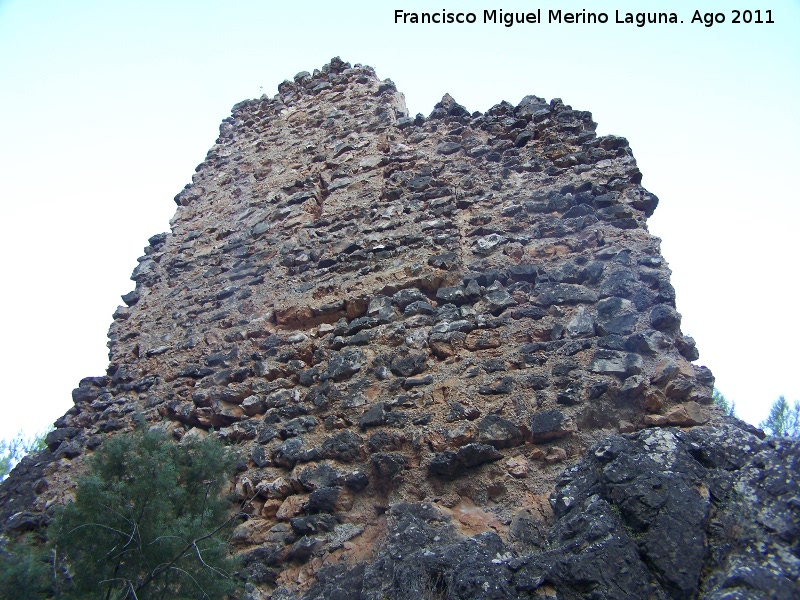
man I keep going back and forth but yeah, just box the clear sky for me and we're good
[0,0,798,439]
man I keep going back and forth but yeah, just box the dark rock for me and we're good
[322,431,364,463]
[279,416,318,438]
[436,142,462,155]
[509,507,548,550]
[534,283,598,305]
[556,387,582,405]
[250,446,271,468]
[510,305,548,320]
[258,425,279,444]
[343,470,369,491]
[367,295,397,323]
[596,296,638,335]
[72,385,101,404]
[242,545,284,584]
[393,287,427,309]
[45,427,79,451]
[291,513,337,535]
[326,349,364,381]
[403,374,433,388]
[342,316,379,336]
[297,463,343,492]
[514,130,533,147]
[599,268,639,299]
[428,252,459,270]
[287,536,323,561]
[295,420,800,600]
[428,443,502,479]
[428,451,464,478]
[85,435,103,450]
[306,487,341,514]
[478,376,514,395]
[589,349,644,377]
[5,511,47,532]
[371,452,408,481]
[390,354,427,377]
[385,411,409,428]
[446,401,480,422]
[404,300,435,316]
[478,415,525,448]
[272,438,305,469]
[121,290,140,306]
[457,443,503,468]
[359,402,390,430]
[516,94,550,119]
[54,440,82,459]
[483,289,516,314]
[407,176,432,192]
[507,264,537,283]
[367,430,405,453]
[413,413,433,425]
[178,364,214,379]
[530,409,572,443]
[676,334,700,361]
[625,329,669,354]
[650,304,681,331]
[436,285,467,305]
[565,306,595,338]
[525,374,550,390]
[483,358,506,373]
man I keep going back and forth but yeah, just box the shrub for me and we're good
[760,396,800,438]
[0,534,51,600]
[712,388,736,418]
[2,425,243,599]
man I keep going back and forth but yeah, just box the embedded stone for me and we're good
[371,452,408,481]
[390,353,427,377]
[436,285,467,305]
[305,487,341,514]
[534,283,598,305]
[326,349,363,381]
[566,306,595,338]
[456,442,503,468]
[483,289,516,314]
[530,409,575,443]
[321,431,364,463]
[589,349,644,377]
[392,287,427,309]
[358,402,389,430]
[477,415,524,449]
[650,304,681,331]
[436,142,462,155]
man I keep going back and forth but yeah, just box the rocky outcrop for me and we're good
[297,421,800,600]
[2,58,797,598]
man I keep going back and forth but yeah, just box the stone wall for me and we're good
[4,58,793,599]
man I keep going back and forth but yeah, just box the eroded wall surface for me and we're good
[6,59,793,599]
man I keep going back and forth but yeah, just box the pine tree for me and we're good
[760,396,800,438]
[1,425,244,599]
[712,388,736,418]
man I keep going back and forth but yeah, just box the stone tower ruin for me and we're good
[2,58,797,599]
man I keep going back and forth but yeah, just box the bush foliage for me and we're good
[760,396,800,438]
[1,426,243,599]
[712,388,736,418]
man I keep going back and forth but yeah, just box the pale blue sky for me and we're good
[1,0,798,438]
